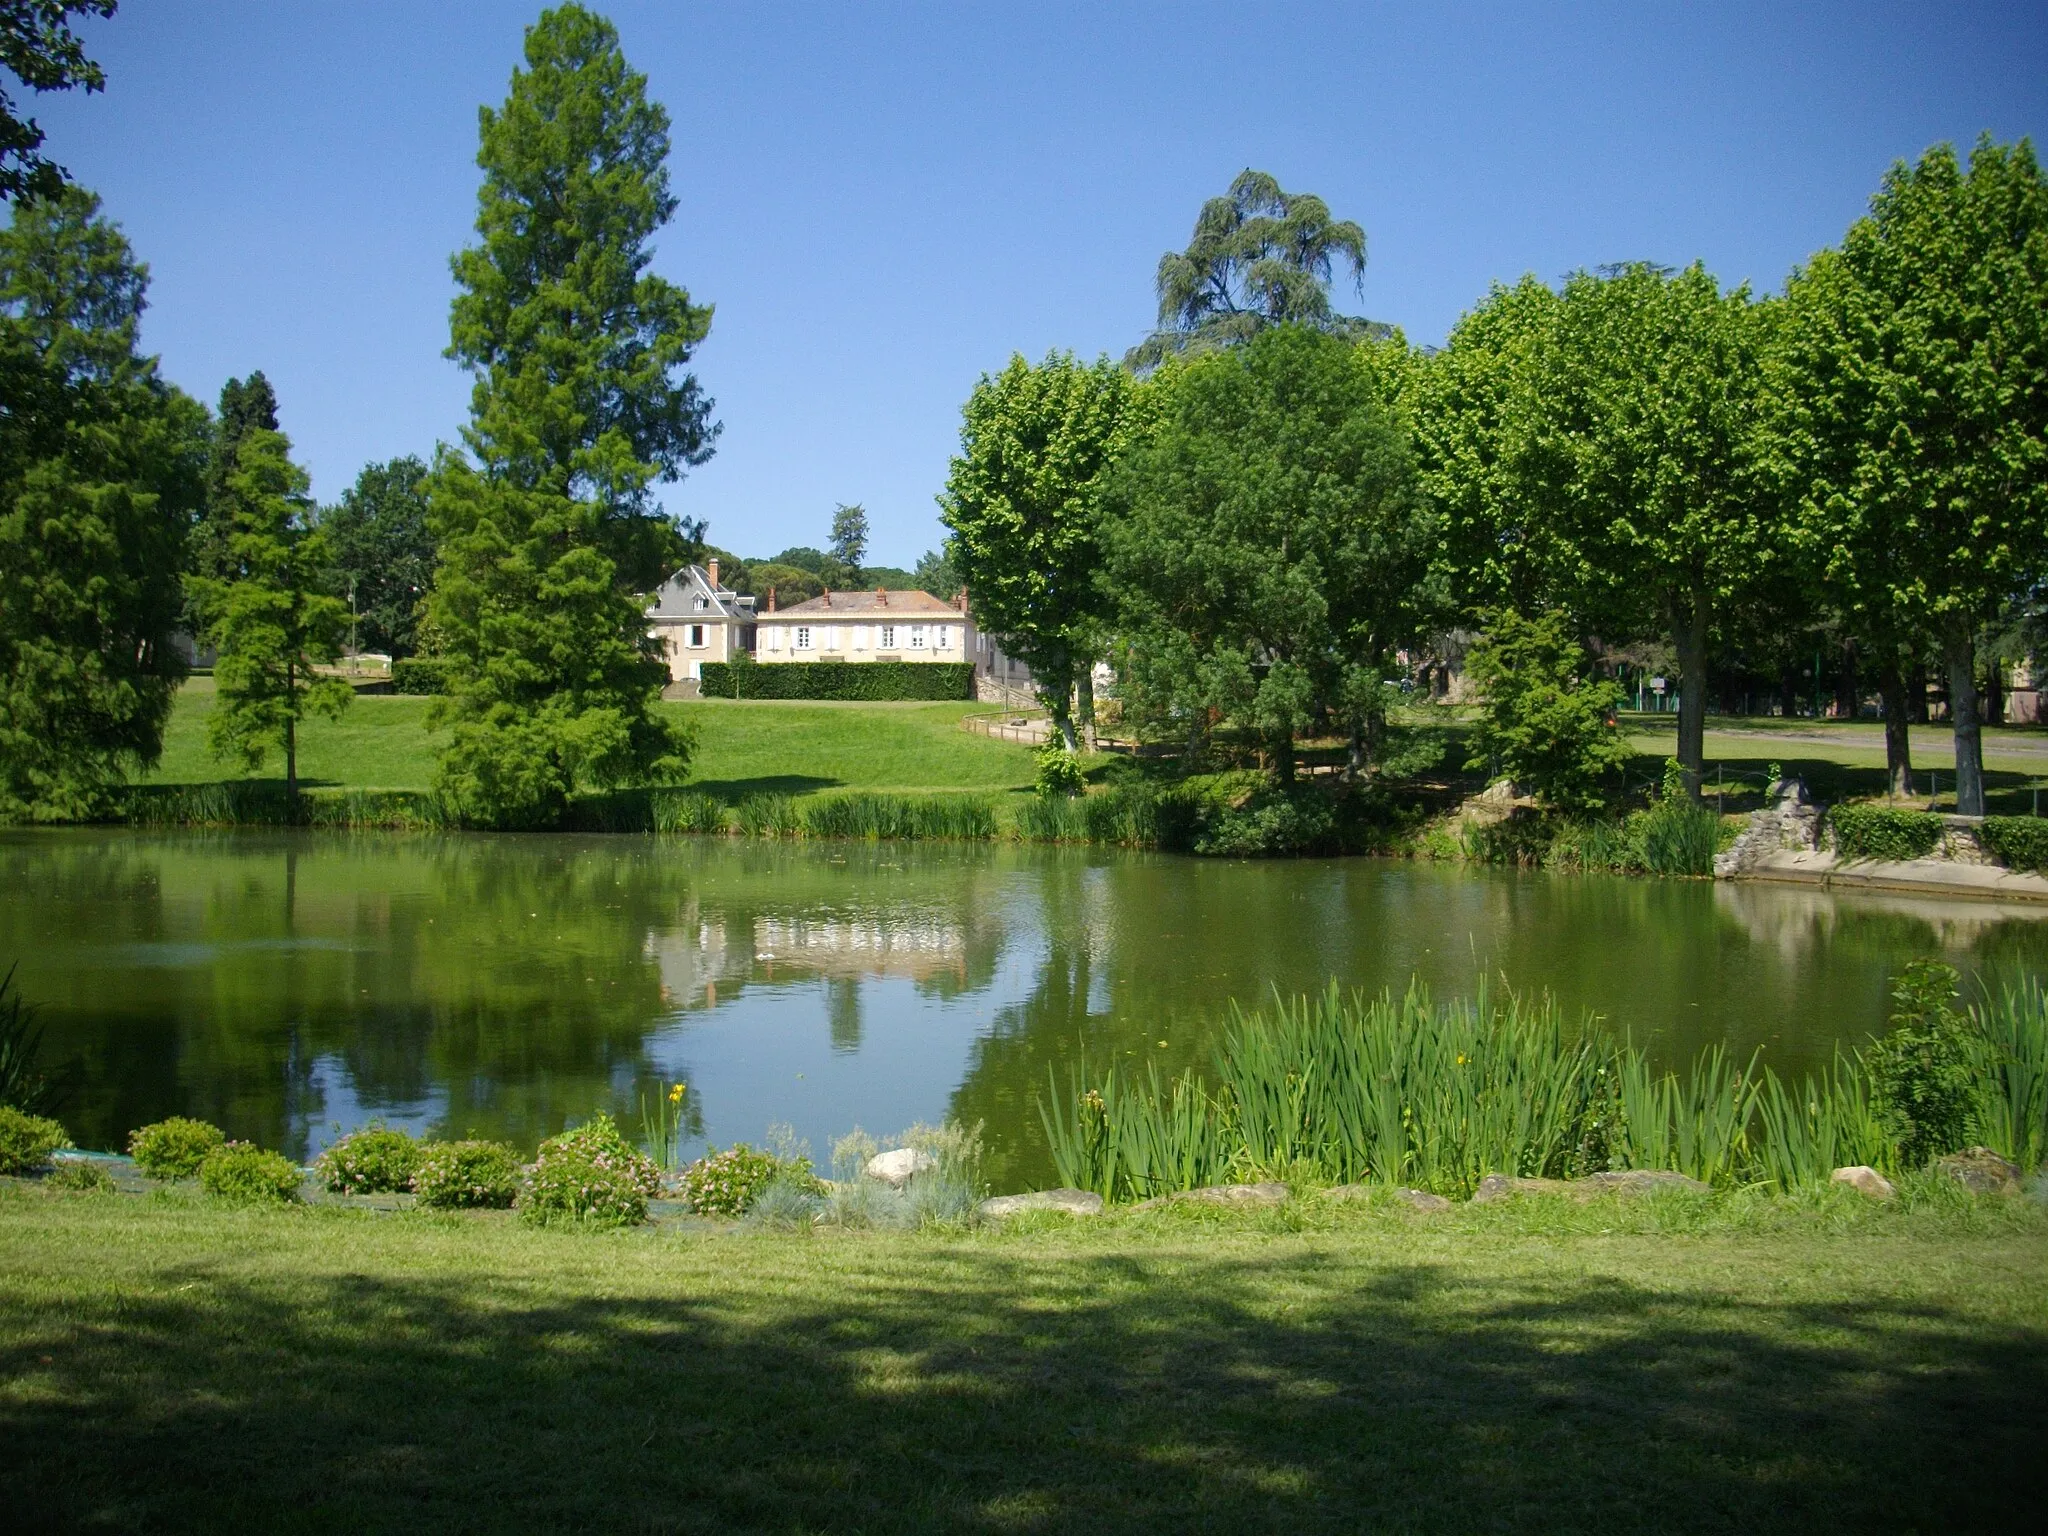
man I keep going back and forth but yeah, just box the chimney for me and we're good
[706,557,720,590]
[767,585,776,612]
[876,587,887,605]
[955,587,969,614]
[822,589,832,608]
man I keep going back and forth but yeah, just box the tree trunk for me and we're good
[1983,656,2005,726]
[1909,661,1930,723]
[1274,730,1295,785]
[1835,639,1858,720]
[1778,665,1798,720]
[1674,598,1708,800]
[1945,627,1985,816]
[1877,658,1914,800]
[1043,664,1078,753]
[1076,666,1097,752]
[1345,726,1364,783]
[285,659,298,804]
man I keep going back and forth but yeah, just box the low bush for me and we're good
[0,1104,70,1174]
[46,1158,115,1193]
[391,657,455,695]
[1828,804,1943,862]
[128,1116,226,1179]
[678,1142,821,1217]
[699,660,975,701]
[516,1113,663,1227]
[1980,816,2048,873]
[1034,744,1085,799]
[411,1139,523,1209]
[1194,785,1337,857]
[197,1142,303,1205]
[313,1125,420,1194]
[1867,961,1978,1167]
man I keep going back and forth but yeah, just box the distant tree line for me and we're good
[943,150,2048,814]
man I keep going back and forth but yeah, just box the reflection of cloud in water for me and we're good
[302,1053,447,1158]
[1713,881,2048,961]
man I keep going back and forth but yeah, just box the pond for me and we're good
[6,828,2047,1190]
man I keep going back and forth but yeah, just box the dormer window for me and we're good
[694,595,708,611]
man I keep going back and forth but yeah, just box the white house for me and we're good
[645,560,756,681]
[753,588,975,664]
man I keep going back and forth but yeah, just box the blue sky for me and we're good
[34,1,2048,568]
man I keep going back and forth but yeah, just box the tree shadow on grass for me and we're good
[685,775,842,801]
[6,1233,2045,1533]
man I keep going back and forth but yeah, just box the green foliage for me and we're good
[1191,784,1336,857]
[197,1141,302,1205]
[1968,978,2048,1173]
[1615,1048,1758,1186]
[1770,137,2048,817]
[1125,169,1382,371]
[0,961,55,1112]
[939,350,1133,745]
[911,545,959,601]
[187,425,352,793]
[45,1157,113,1192]
[1632,766,1722,876]
[1463,609,1628,808]
[648,790,725,834]
[732,794,799,837]
[1105,326,1438,776]
[1032,743,1084,799]
[0,186,206,820]
[1867,961,1979,1166]
[1751,1055,1893,1189]
[799,792,995,841]
[678,1142,816,1218]
[391,656,455,694]
[1040,1063,1235,1203]
[0,1,115,204]
[1826,804,1944,861]
[698,660,973,700]
[0,1101,68,1173]
[410,1139,521,1210]
[1980,816,2048,873]
[127,1116,224,1179]
[312,1124,420,1195]
[638,1081,695,1170]
[319,456,433,657]
[123,781,450,830]
[427,5,711,829]
[827,503,867,581]
[516,1111,662,1227]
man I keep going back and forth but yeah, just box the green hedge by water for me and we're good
[699,660,975,700]
[1827,804,1944,861]
[1981,817,2048,873]
[391,657,455,695]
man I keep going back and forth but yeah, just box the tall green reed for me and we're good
[1969,978,2048,1171]
[800,793,996,841]
[1614,1046,1760,1185]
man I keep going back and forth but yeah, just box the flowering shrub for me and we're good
[678,1142,821,1217]
[313,1124,420,1194]
[197,1142,304,1205]
[411,1139,522,1209]
[516,1113,663,1227]
[128,1116,226,1179]
[0,1104,70,1174]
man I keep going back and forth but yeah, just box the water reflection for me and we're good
[4,829,2044,1188]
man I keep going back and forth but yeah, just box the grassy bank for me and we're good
[3,1178,2044,1533]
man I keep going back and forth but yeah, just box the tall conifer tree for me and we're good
[427,4,716,828]
[0,185,206,820]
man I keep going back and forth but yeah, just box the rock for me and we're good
[1129,1181,1291,1212]
[977,1188,1104,1219]
[1934,1147,2022,1195]
[1715,777,1822,878]
[863,1147,936,1188]
[1471,1170,1711,1204]
[1323,1184,1452,1211]
[1831,1165,1896,1200]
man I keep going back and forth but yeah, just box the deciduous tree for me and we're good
[940,350,1133,749]
[828,503,867,585]
[0,1,115,205]
[319,455,433,657]
[427,4,716,827]
[1768,137,2048,814]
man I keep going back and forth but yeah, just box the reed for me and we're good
[123,783,450,830]
[1614,1046,1760,1185]
[1039,1059,1236,1201]
[1969,977,2048,1172]
[733,795,801,837]
[799,792,996,841]
[1634,798,1722,876]
[650,790,728,835]
[1751,1054,1891,1188]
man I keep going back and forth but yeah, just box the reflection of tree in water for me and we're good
[826,977,862,1052]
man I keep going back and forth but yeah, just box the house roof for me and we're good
[647,565,756,622]
[758,589,963,620]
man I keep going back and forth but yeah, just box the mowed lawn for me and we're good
[143,681,1037,798]
[3,1184,2045,1533]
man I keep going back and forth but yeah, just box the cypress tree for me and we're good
[427,4,717,828]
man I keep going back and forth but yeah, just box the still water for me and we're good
[7,829,2047,1188]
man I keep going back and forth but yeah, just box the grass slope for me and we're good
[4,1183,2045,1533]
[145,683,1035,798]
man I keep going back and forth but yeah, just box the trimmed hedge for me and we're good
[1981,816,2048,873]
[392,657,456,695]
[1826,804,1943,862]
[699,660,975,701]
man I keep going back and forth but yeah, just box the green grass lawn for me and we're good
[145,681,1036,799]
[3,1182,2044,1532]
